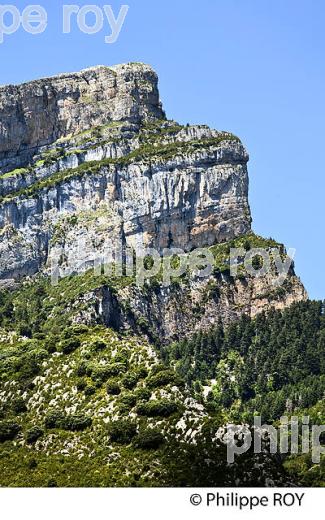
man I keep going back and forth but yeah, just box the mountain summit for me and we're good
[0,64,315,488]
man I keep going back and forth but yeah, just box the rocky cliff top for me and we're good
[0,63,157,89]
[0,64,253,280]
[0,63,306,320]
[0,63,165,171]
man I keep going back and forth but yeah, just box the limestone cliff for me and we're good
[0,63,164,174]
[0,63,252,280]
[0,63,306,327]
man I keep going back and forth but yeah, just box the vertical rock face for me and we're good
[0,61,306,325]
[0,63,165,173]
[0,130,251,279]
[0,63,254,280]
[0,63,311,490]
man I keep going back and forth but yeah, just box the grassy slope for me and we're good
[0,233,299,487]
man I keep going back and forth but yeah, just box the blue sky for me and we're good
[0,0,324,299]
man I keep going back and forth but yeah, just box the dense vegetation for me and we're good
[0,315,284,486]
[162,300,325,485]
[0,257,324,486]
[164,300,325,421]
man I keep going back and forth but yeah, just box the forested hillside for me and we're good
[165,300,325,420]
[0,274,324,485]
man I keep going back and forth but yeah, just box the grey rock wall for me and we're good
[0,63,164,173]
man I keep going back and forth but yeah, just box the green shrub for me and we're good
[106,381,121,395]
[46,337,57,354]
[44,410,65,429]
[0,421,21,442]
[108,362,128,375]
[91,366,111,384]
[137,316,150,333]
[45,411,91,431]
[108,420,137,444]
[252,255,264,270]
[84,384,96,396]
[68,324,88,335]
[27,458,38,470]
[76,379,87,391]
[122,373,139,390]
[146,369,180,389]
[61,337,81,355]
[62,327,74,339]
[134,429,164,449]
[135,388,151,402]
[137,367,149,379]
[33,333,46,340]
[47,478,58,487]
[26,426,44,444]
[76,361,88,377]
[136,400,178,417]
[150,364,167,375]
[12,398,27,415]
[18,323,32,338]
[90,363,126,383]
[205,401,218,413]
[15,348,47,381]
[64,414,92,432]
[118,393,137,410]
[114,350,129,367]
[89,339,107,352]
[85,363,93,376]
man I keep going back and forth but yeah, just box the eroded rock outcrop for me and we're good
[67,266,307,344]
[0,63,164,173]
[0,62,306,325]
[0,64,252,279]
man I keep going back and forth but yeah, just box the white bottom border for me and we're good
[1,487,324,519]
